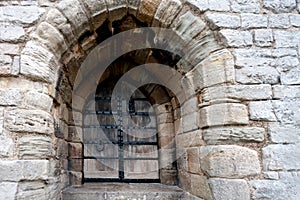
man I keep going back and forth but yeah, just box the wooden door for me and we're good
[83,94,159,182]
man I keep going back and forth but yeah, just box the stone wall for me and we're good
[0,0,299,199]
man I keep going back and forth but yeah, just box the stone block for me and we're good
[0,6,44,24]
[0,182,18,200]
[250,179,300,200]
[254,29,273,47]
[187,147,200,173]
[203,126,265,144]
[17,181,50,200]
[176,130,203,148]
[269,125,300,144]
[0,135,13,158]
[0,43,20,55]
[202,84,272,101]
[269,14,291,28]
[182,112,198,133]
[0,88,22,106]
[231,0,260,13]
[281,67,300,85]
[0,108,3,134]
[21,41,58,83]
[274,30,300,48]
[32,22,68,58]
[273,85,300,99]
[263,0,296,13]
[153,0,182,27]
[69,171,82,186]
[199,103,249,128]
[178,170,191,191]
[68,126,83,142]
[0,23,25,42]
[25,91,52,112]
[191,174,212,200]
[45,8,75,44]
[219,29,252,47]
[68,143,82,159]
[290,14,300,27]
[57,0,89,37]
[209,178,250,200]
[4,109,54,135]
[263,144,300,170]
[137,0,161,24]
[19,136,53,159]
[249,101,277,121]
[200,145,261,178]
[236,67,280,84]
[241,14,268,28]
[174,11,206,42]
[188,49,235,91]
[272,100,300,124]
[0,160,49,181]
[205,12,240,29]
[208,0,230,11]
[185,0,208,12]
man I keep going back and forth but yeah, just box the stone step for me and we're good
[62,183,185,200]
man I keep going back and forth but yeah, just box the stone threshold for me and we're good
[62,182,185,200]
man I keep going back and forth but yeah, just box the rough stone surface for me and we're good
[251,178,300,200]
[272,100,300,124]
[0,6,45,25]
[269,14,291,28]
[200,145,261,178]
[153,0,182,27]
[21,41,58,83]
[202,84,272,101]
[0,135,13,158]
[190,174,212,200]
[19,136,53,159]
[219,29,252,47]
[263,0,297,13]
[249,101,277,121]
[199,103,249,128]
[209,178,250,200]
[17,181,50,200]
[174,11,206,42]
[203,126,265,144]
[241,14,268,28]
[231,0,260,13]
[0,24,25,42]
[0,43,20,55]
[208,0,230,11]
[273,85,300,99]
[290,14,300,27]
[236,67,280,84]
[263,144,300,170]
[254,29,273,47]
[0,160,49,181]
[205,13,240,29]
[269,125,300,144]
[57,0,89,36]
[0,182,18,200]
[0,89,22,106]
[25,91,52,112]
[188,49,235,91]
[4,109,54,135]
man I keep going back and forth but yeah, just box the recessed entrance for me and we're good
[83,82,160,183]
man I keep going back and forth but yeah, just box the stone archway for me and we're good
[15,0,261,199]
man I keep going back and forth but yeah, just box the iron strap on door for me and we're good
[83,96,160,183]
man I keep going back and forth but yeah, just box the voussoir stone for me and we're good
[199,103,249,128]
[57,0,89,37]
[203,126,265,144]
[200,145,261,178]
[153,0,182,27]
[209,178,250,200]
[4,109,54,135]
[21,41,58,83]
